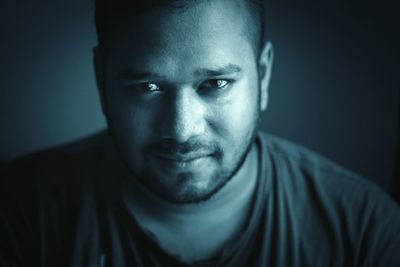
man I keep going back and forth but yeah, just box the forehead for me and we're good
[106,0,258,77]
[107,0,256,53]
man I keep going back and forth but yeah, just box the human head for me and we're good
[93,0,273,203]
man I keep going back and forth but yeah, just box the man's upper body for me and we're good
[1,131,400,267]
[2,0,400,266]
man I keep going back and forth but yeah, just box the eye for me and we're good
[134,82,161,92]
[200,79,231,90]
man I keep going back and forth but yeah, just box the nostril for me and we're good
[159,90,206,142]
[160,113,200,142]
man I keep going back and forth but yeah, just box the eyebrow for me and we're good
[119,70,166,81]
[194,64,242,77]
[119,64,242,81]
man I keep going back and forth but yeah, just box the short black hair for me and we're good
[94,0,267,53]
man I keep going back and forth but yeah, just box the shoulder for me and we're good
[0,131,110,265]
[257,132,400,264]
[1,130,109,202]
[257,131,400,230]
[2,130,108,175]
[257,132,400,265]
[257,131,389,200]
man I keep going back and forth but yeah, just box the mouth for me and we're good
[156,152,211,162]
[154,152,213,170]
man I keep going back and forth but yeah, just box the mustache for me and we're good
[144,138,220,156]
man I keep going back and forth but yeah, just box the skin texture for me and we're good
[95,0,273,204]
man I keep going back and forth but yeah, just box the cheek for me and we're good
[106,92,155,153]
[214,81,259,138]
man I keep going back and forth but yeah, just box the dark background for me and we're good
[0,0,399,195]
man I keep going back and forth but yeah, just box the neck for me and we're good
[120,141,259,262]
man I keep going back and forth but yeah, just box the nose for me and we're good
[160,87,206,143]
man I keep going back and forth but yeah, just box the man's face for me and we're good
[98,0,270,203]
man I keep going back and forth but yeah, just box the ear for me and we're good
[93,46,107,116]
[258,41,274,111]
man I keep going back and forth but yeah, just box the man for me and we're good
[1,0,400,266]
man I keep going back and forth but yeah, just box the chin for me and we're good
[143,169,231,204]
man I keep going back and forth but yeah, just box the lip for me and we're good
[156,152,211,162]
[154,154,210,171]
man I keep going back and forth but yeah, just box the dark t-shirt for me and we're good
[1,131,400,267]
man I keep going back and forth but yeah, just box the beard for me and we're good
[106,90,262,205]
[141,126,259,204]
